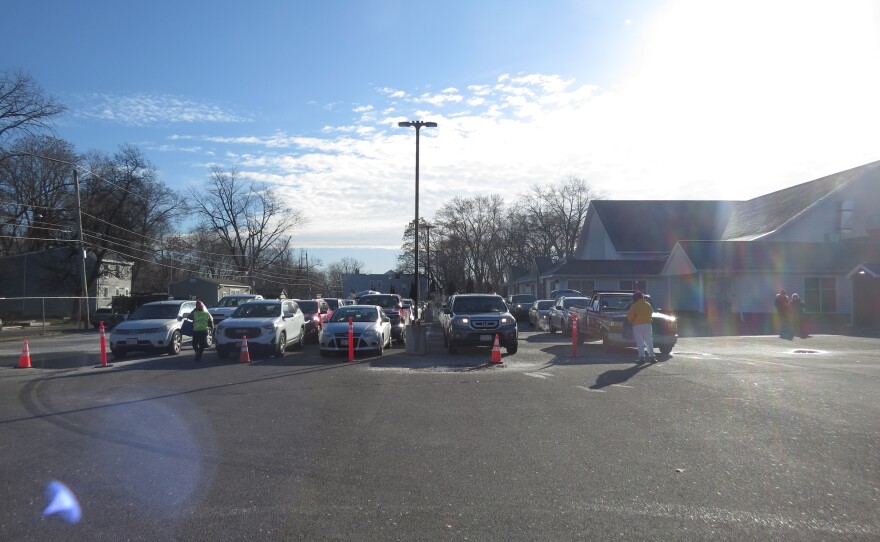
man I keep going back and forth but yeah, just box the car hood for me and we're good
[209,307,236,317]
[457,311,513,319]
[219,317,278,327]
[112,319,175,331]
[324,321,381,333]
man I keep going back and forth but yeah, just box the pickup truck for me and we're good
[572,291,677,355]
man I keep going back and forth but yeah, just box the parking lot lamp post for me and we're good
[398,120,436,321]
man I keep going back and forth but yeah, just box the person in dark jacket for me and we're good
[789,293,807,338]
[775,289,791,338]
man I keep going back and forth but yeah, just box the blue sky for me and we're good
[5,0,880,273]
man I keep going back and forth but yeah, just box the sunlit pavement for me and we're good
[1,324,878,541]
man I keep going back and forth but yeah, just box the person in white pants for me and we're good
[626,291,655,363]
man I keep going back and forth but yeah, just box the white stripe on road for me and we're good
[577,385,605,393]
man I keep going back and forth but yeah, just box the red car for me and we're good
[294,298,331,343]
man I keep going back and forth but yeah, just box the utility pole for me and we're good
[305,250,311,298]
[73,169,91,328]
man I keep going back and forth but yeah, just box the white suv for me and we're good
[109,300,200,358]
[209,294,264,324]
[214,299,305,358]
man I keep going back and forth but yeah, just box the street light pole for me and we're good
[398,120,436,322]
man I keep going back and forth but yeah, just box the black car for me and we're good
[357,293,410,344]
[507,293,536,322]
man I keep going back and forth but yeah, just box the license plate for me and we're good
[340,339,348,346]
[480,334,492,341]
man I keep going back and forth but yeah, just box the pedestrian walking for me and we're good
[775,289,791,338]
[789,293,806,338]
[626,291,655,363]
[191,300,214,362]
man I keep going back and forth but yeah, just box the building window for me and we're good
[569,280,594,294]
[804,277,836,313]
[619,280,647,292]
[370,280,382,291]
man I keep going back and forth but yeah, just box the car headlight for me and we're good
[500,317,510,325]
[262,322,277,330]
[453,317,469,326]
[362,329,379,339]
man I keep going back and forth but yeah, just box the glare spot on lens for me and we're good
[43,480,81,524]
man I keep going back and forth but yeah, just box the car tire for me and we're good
[447,339,456,355]
[659,345,672,355]
[377,337,384,356]
[602,336,613,352]
[507,342,518,355]
[167,330,182,355]
[294,327,305,350]
[216,346,230,359]
[205,329,214,348]
[111,348,126,359]
[320,349,330,357]
[275,332,286,358]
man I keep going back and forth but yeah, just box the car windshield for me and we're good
[128,304,181,320]
[296,301,318,313]
[562,297,589,308]
[511,295,536,303]
[230,303,280,318]
[536,300,554,310]
[324,299,340,310]
[216,297,248,308]
[330,308,379,323]
[453,297,507,313]
[359,296,398,309]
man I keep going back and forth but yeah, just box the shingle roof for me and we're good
[542,259,665,277]
[675,239,880,272]
[722,160,880,240]
[592,200,735,252]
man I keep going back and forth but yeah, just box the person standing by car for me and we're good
[191,300,214,362]
[626,291,655,363]
[775,289,790,338]
[788,293,806,338]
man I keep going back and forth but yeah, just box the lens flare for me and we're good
[43,480,81,524]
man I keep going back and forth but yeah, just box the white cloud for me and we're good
[170,0,880,255]
[74,93,249,125]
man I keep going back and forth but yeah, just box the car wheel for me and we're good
[602,336,613,352]
[167,330,182,355]
[398,328,406,347]
[507,342,518,355]
[275,332,286,358]
[447,339,456,355]
[216,346,230,359]
[377,336,384,356]
[549,321,556,333]
[205,329,214,348]
[319,349,330,357]
[110,348,126,359]
[659,345,672,355]
[294,327,305,350]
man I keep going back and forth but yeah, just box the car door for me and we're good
[281,301,297,342]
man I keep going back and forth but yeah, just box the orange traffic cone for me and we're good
[490,334,502,364]
[239,336,251,363]
[17,340,32,368]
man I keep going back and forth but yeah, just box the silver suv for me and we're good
[214,299,305,358]
[109,300,199,358]
[209,294,264,324]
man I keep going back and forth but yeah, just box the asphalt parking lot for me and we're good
[1,324,878,541]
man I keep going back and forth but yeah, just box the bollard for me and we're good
[571,314,578,357]
[348,317,354,362]
[95,321,112,368]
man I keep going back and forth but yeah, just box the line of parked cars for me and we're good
[106,291,420,361]
[516,289,678,356]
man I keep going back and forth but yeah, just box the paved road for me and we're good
[1,325,878,540]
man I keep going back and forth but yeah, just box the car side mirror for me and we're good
[382,316,390,323]
[443,308,451,315]
[283,312,294,319]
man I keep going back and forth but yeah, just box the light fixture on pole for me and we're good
[398,120,436,322]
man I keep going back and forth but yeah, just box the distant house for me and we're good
[342,270,428,300]
[0,247,132,318]
[167,276,252,306]
[528,160,880,329]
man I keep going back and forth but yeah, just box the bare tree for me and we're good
[514,176,601,261]
[0,135,77,256]
[188,166,305,284]
[0,70,66,150]
[326,256,365,298]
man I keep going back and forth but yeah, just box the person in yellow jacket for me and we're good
[191,300,214,362]
[626,291,655,363]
